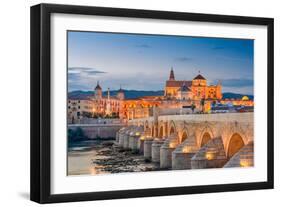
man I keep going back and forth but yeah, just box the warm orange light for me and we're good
[140,136,145,140]
[205,147,217,160]
[240,158,253,167]
[182,146,190,153]
[169,142,177,148]
[90,167,99,175]
[205,152,214,160]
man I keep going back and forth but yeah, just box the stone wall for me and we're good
[68,124,126,139]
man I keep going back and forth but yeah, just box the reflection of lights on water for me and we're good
[90,167,99,175]
[90,165,105,175]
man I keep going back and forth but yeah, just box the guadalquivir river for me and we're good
[67,140,160,176]
[68,140,108,175]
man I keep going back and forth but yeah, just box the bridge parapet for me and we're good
[158,112,253,123]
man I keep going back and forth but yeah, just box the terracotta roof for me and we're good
[166,80,192,87]
[193,74,206,80]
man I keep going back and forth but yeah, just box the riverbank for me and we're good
[68,140,161,176]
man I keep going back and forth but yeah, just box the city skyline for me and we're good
[68,31,254,95]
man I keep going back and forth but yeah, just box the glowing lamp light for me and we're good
[240,154,253,167]
[205,148,217,160]
[135,132,141,136]
[169,142,177,148]
[240,159,250,167]
[140,136,145,141]
[182,146,191,153]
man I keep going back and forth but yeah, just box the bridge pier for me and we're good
[224,141,254,168]
[160,134,178,169]
[137,138,145,153]
[172,135,199,170]
[117,127,127,147]
[191,137,227,169]
[172,152,195,170]
[129,134,141,150]
[123,131,131,149]
[144,139,154,160]
[152,139,165,163]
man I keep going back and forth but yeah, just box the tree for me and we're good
[200,98,205,113]
[68,127,87,143]
[191,103,196,113]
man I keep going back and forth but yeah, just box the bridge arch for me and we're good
[200,132,212,147]
[159,125,164,138]
[144,120,149,130]
[180,130,188,143]
[227,133,245,158]
[169,121,176,135]
[199,125,214,147]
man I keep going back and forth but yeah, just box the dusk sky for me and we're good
[68,31,254,95]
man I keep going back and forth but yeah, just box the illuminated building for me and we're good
[165,67,222,100]
[67,68,254,122]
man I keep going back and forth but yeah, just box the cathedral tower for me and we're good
[169,67,175,80]
[94,81,102,99]
[117,86,125,100]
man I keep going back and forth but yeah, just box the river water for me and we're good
[67,140,160,176]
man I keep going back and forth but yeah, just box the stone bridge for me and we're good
[117,112,254,170]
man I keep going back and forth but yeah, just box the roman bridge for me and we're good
[117,112,254,169]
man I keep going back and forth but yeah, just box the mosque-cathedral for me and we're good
[67,68,253,123]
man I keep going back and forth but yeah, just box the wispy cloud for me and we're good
[174,57,193,62]
[68,67,107,91]
[68,67,106,75]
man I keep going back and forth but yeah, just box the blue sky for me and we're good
[68,31,254,95]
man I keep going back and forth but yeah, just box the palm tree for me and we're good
[200,98,205,113]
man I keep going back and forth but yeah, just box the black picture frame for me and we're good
[30,3,274,204]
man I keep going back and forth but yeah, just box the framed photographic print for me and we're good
[30,3,274,203]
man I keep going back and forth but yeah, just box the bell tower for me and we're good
[169,67,175,80]
[94,81,102,99]
[117,86,125,100]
